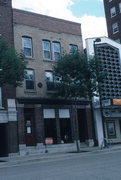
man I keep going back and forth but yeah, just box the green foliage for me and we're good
[0,39,27,86]
[53,51,105,99]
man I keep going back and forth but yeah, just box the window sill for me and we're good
[24,90,37,94]
[25,57,35,61]
[113,31,119,34]
[47,90,56,94]
[43,59,55,62]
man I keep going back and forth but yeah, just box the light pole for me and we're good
[93,38,106,147]
[0,69,2,107]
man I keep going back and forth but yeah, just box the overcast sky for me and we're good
[12,0,107,47]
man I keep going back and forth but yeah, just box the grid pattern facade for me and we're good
[96,43,121,99]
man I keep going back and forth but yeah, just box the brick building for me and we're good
[13,9,94,154]
[0,0,18,157]
[103,0,121,43]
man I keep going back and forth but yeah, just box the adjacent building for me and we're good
[103,0,121,43]
[86,37,121,146]
[0,0,18,157]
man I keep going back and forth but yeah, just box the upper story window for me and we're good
[110,7,116,17]
[24,69,35,90]
[112,22,119,34]
[119,3,121,13]
[53,42,61,60]
[42,40,51,60]
[45,71,53,82]
[69,44,78,53]
[22,37,33,58]
[45,71,54,91]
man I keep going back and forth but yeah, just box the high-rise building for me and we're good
[103,0,121,43]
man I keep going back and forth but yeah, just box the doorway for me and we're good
[77,109,88,142]
[24,108,36,146]
[0,123,8,157]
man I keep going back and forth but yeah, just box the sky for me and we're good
[12,0,107,47]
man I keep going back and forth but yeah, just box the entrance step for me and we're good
[19,142,89,156]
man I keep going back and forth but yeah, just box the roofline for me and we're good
[13,8,81,26]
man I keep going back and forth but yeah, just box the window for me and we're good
[45,71,55,91]
[110,7,116,17]
[53,42,61,60]
[46,71,53,82]
[24,69,35,90]
[109,0,112,2]
[119,3,121,13]
[22,37,33,57]
[106,121,116,138]
[69,44,78,53]
[112,23,119,34]
[42,40,51,60]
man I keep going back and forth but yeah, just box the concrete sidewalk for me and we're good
[0,144,121,168]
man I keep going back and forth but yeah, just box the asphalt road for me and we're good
[0,150,121,180]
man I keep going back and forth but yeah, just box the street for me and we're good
[0,150,121,180]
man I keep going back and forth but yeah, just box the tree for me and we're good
[0,39,27,87]
[53,51,105,151]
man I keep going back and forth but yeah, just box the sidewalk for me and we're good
[0,144,121,168]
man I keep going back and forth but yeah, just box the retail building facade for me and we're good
[86,37,121,146]
[12,9,94,155]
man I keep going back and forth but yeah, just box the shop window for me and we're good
[106,121,116,138]
[44,119,57,144]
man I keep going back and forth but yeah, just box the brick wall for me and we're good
[0,0,16,108]
[13,9,82,36]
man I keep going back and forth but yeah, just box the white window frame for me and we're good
[24,69,35,90]
[22,37,33,58]
[42,40,51,60]
[112,22,119,34]
[53,42,61,60]
[110,7,116,17]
